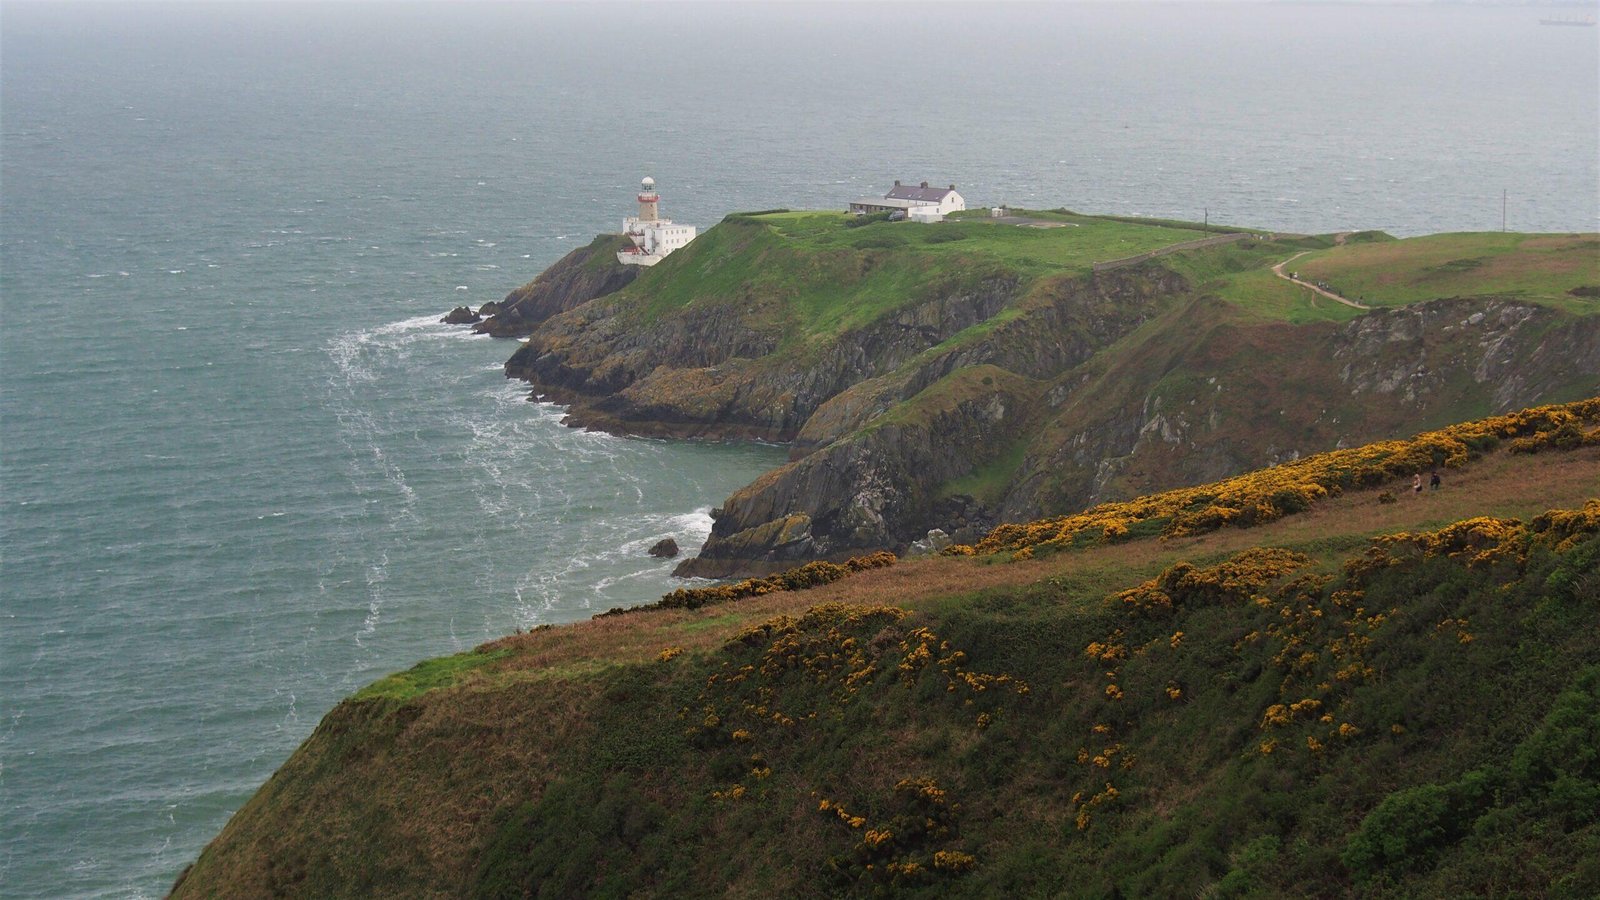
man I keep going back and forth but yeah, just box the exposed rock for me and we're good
[473,235,640,338]
[508,270,1023,442]
[441,305,480,325]
[679,366,1043,577]
[907,528,954,557]
[647,538,680,558]
[476,300,504,317]
[491,222,1600,578]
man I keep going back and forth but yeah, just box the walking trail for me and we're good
[1271,236,1370,310]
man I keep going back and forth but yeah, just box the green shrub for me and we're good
[1509,667,1600,826]
[1343,771,1493,880]
[845,211,896,229]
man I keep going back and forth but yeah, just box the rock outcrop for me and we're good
[496,217,1600,577]
[472,235,639,338]
[994,296,1600,524]
[507,267,1024,442]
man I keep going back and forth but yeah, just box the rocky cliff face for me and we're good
[471,235,639,338]
[677,367,1043,577]
[676,269,1187,576]
[680,294,1597,576]
[996,297,1600,524]
[494,221,1599,577]
[506,271,1024,441]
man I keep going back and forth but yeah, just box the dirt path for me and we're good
[1272,247,1370,310]
[495,446,1600,675]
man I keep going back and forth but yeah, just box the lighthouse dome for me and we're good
[640,176,655,190]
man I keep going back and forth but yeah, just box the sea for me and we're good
[1,2,1595,896]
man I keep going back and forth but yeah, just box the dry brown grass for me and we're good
[473,446,1598,686]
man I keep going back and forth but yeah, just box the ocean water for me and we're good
[1,3,1595,897]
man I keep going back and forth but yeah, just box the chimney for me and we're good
[894,180,901,186]
[949,184,956,190]
[920,181,929,188]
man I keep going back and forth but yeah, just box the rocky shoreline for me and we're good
[445,218,1600,579]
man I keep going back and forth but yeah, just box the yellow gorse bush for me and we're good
[944,398,1600,559]
[654,551,897,612]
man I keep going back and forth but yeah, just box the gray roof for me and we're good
[885,183,959,203]
[850,197,918,209]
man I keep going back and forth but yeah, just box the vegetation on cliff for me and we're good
[471,234,638,337]
[497,210,1598,576]
[173,407,1600,898]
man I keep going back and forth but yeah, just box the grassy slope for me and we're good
[620,211,1211,341]
[1291,233,1600,316]
[605,215,1596,466]
[1162,237,1365,325]
[174,438,1600,899]
[179,221,1600,895]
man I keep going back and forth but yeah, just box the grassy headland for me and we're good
[1291,232,1600,315]
[502,208,1597,577]
[174,405,1600,898]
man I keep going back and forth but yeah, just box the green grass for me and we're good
[938,438,1032,504]
[578,234,633,272]
[1162,241,1364,324]
[174,438,1600,899]
[1292,232,1600,315]
[613,212,1215,346]
[352,648,511,701]
[867,365,1039,431]
[752,210,1207,275]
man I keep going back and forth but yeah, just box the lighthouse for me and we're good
[637,176,660,223]
[617,176,697,266]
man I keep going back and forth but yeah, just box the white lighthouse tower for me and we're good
[637,176,660,223]
[618,176,696,266]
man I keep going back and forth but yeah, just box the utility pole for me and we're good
[1204,207,1209,233]
[1501,189,1507,233]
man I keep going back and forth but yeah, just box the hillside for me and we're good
[172,405,1600,898]
[488,210,1599,577]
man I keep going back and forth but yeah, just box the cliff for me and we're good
[470,234,639,338]
[499,213,1599,576]
[171,406,1600,897]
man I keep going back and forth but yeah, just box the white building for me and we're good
[848,181,966,219]
[617,176,697,266]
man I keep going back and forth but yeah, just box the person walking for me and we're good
[1413,473,1424,496]
[1430,470,1442,491]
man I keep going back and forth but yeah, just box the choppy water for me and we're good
[1,2,1595,897]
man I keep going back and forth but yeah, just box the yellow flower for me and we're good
[932,850,977,872]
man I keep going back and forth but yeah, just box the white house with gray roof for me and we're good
[848,180,966,219]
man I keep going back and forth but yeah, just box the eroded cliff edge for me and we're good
[472,234,639,337]
[494,213,1600,577]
